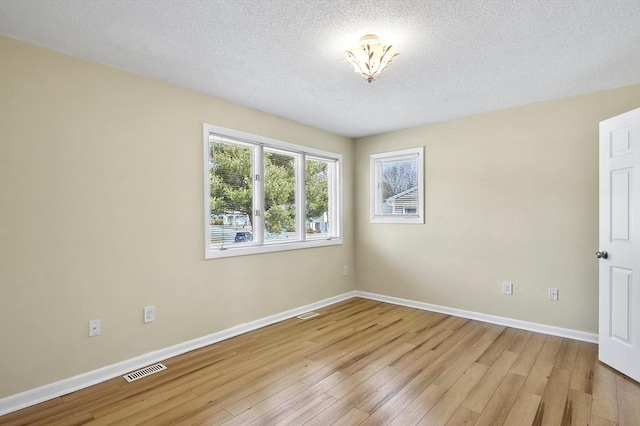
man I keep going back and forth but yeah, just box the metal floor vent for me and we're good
[123,363,167,383]
[297,311,319,320]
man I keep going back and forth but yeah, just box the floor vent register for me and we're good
[123,363,167,383]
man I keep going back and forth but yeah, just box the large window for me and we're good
[204,124,342,258]
[371,147,424,223]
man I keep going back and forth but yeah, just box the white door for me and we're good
[598,108,640,382]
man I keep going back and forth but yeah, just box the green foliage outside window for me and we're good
[209,143,329,234]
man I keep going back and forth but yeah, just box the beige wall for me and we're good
[355,85,640,334]
[2,33,639,402]
[0,36,355,398]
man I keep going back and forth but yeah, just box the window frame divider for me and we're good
[253,145,264,245]
[296,154,306,241]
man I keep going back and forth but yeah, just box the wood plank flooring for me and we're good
[1,298,639,425]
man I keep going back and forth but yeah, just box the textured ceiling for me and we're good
[1,0,639,138]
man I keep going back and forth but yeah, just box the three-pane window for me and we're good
[205,125,342,258]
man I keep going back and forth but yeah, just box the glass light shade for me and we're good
[344,34,398,83]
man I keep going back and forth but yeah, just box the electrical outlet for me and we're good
[343,265,348,276]
[144,306,155,323]
[549,288,559,301]
[89,319,100,337]
[502,282,513,295]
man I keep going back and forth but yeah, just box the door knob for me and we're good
[595,251,608,259]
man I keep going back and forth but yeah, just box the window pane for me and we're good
[380,156,418,215]
[306,158,331,240]
[209,138,253,248]
[264,150,296,242]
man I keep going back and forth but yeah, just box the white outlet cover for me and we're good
[502,282,513,295]
[89,319,100,337]
[144,306,155,323]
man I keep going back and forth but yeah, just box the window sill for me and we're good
[371,215,424,224]
[205,238,343,259]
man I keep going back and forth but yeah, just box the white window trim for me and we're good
[204,124,343,259]
[370,146,424,224]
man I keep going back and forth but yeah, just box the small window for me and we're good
[205,124,342,258]
[371,147,424,223]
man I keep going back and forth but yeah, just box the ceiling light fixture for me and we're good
[344,34,398,83]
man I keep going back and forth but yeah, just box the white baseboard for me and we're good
[1,289,598,416]
[355,291,599,344]
[0,291,357,416]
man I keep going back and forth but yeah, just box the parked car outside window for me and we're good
[234,231,253,243]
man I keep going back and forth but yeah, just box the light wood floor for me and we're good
[1,298,639,425]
